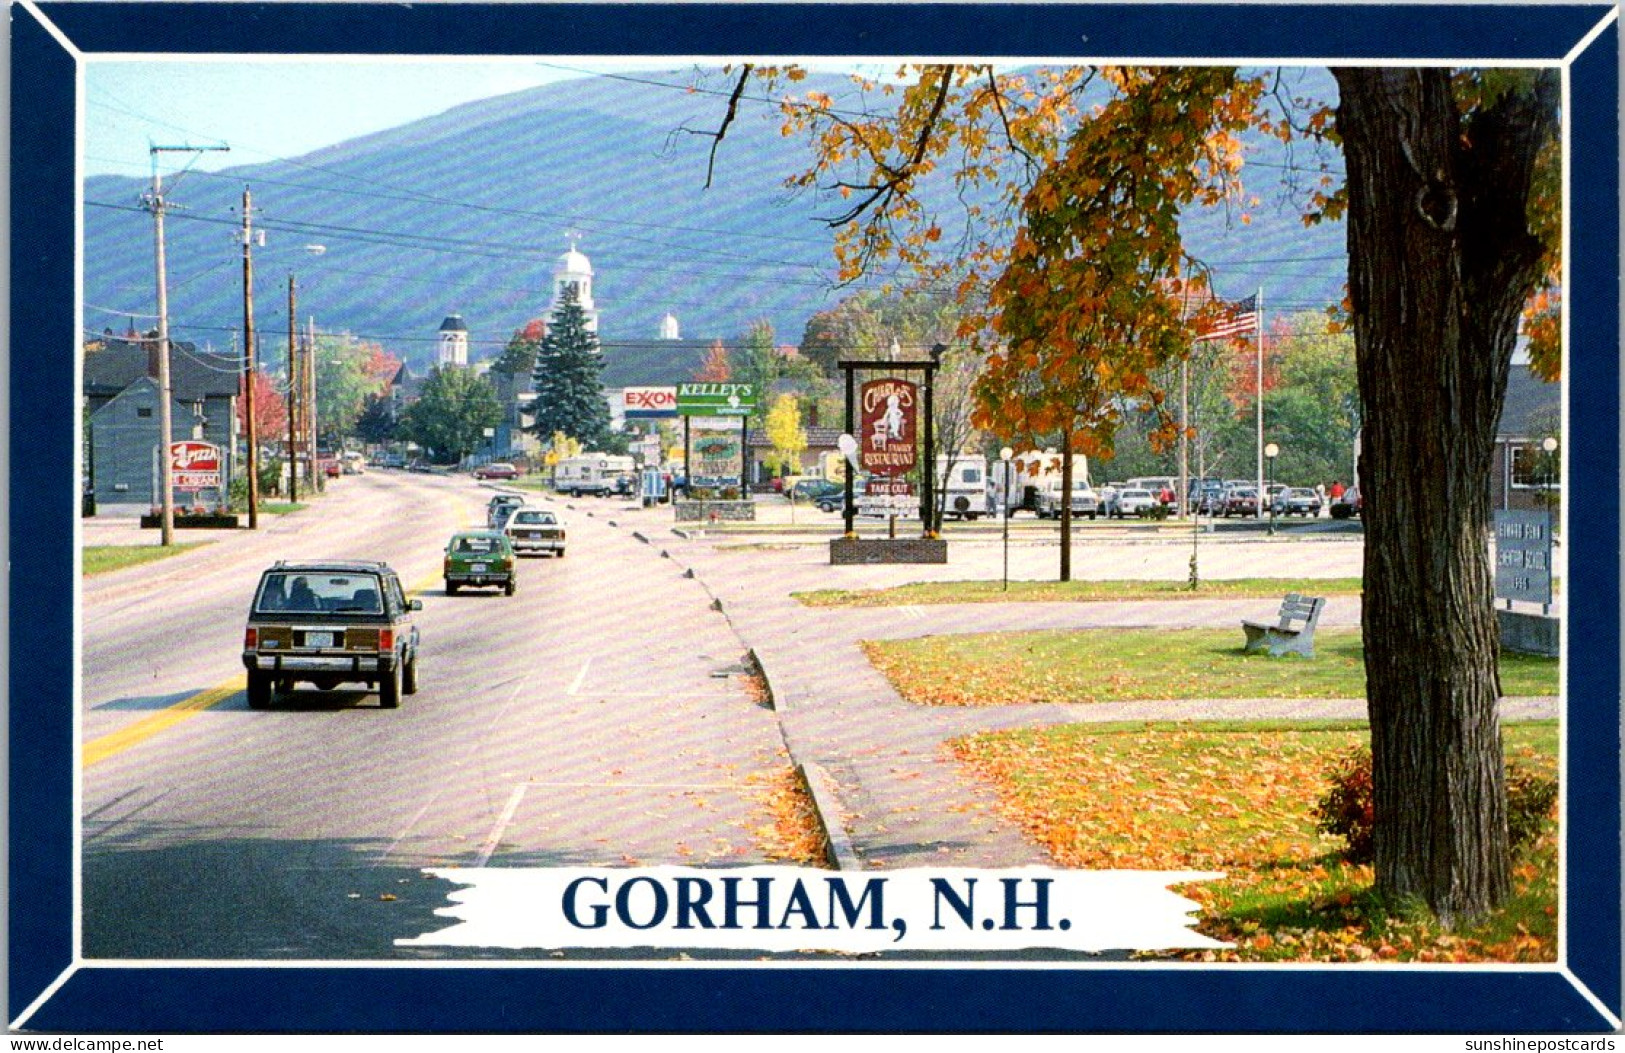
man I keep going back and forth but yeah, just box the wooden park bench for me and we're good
[1241,593,1326,658]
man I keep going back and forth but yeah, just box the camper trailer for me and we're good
[936,454,991,520]
[553,454,636,497]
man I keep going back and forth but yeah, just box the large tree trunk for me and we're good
[1334,68,1557,924]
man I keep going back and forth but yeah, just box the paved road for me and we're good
[81,473,794,960]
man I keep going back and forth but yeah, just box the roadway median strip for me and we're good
[83,676,246,768]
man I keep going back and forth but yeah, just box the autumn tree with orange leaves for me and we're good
[711,62,1561,924]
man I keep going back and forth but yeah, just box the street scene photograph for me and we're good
[26,2,1616,1034]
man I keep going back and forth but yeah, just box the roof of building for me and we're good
[439,314,468,332]
[597,339,721,389]
[1499,364,1560,439]
[83,335,241,401]
[747,426,843,450]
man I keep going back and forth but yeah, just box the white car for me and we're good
[503,507,567,557]
[1108,487,1158,518]
[1035,480,1098,519]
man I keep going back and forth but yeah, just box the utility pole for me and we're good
[307,316,322,492]
[240,186,260,528]
[287,274,299,502]
[144,143,228,546]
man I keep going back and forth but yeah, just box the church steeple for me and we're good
[551,237,598,333]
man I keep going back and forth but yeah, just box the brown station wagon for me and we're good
[242,560,421,709]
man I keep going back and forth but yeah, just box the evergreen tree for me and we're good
[529,288,610,447]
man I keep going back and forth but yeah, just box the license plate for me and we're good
[305,631,334,648]
[525,532,539,539]
[470,563,488,573]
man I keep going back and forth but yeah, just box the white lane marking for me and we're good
[566,656,594,696]
[474,783,530,867]
[372,675,534,868]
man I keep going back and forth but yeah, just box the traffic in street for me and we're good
[81,471,795,959]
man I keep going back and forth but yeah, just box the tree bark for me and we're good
[1333,68,1557,924]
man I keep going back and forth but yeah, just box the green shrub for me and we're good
[1315,746,1557,864]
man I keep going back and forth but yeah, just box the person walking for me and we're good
[1315,482,1327,516]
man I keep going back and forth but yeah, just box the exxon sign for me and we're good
[623,387,677,419]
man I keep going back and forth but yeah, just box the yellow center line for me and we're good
[83,676,246,768]
[83,480,481,768]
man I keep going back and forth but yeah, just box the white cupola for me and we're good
[437,313,469,367]
[551,239,598,332]
[660,312,680,340]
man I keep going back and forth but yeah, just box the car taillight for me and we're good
[378,628,394,652]
[443,557,452,575]
[244,627,258,649]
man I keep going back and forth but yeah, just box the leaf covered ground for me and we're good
[864,628,1559,705]
[948,720,1558,962]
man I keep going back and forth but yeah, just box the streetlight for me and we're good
[1264,441,1280,536]
[1000,446,1014,592]
[1540,436,1558,509]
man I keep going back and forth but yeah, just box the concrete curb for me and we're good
[654,533,856,870]
[797,761,862,871]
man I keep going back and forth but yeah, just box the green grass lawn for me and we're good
[863,627,1559,705]
[797,577,1365,607]
[82,542,211,576]
[259,502,307,515]
[950,719,1558,962]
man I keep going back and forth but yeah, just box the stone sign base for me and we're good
[1498,608,1559,657]
[673,500,755,523]
[830,537,948,564]
[141,513,241,529]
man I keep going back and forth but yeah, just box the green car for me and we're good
[443,530,517,596]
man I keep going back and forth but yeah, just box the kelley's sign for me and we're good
[677,383,756,417]
[169,441,222,492]
[859,378,917,477]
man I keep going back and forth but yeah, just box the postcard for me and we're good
[11,0,1621,1039]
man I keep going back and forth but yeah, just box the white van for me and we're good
[554,454,636,497]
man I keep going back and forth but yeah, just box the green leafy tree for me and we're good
[400,366,504,464]
[353,392,397,445]
[529,288,610,447]
[314,334,386,444]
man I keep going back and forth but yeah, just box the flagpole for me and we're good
[1255,285,1265,518]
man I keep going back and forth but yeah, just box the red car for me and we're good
[474,462,520,481]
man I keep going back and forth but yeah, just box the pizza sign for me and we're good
[859,378,917,477]
[170,441,222,492]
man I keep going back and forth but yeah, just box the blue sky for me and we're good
[83,59,637,177]
[83,58,900,179]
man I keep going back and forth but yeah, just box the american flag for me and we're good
[1195,294,1260,341]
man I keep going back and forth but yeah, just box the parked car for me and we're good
[444,530,517,596]
[1107,487,1158,518]
[1273,487,1323,517]
[1126,477,1177,506]
[407,460,433,473]
[474,462,520,481]
[1330,485,1363,519]
[1036,479,1099,519]
[504,507,567,557]
[791,478,843,504]
[1223,487,1260,517]
[241,560,421,709]
[487,493,526,529]
[1192,484,1229,515]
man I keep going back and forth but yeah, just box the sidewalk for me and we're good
[639,524,1558,872]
